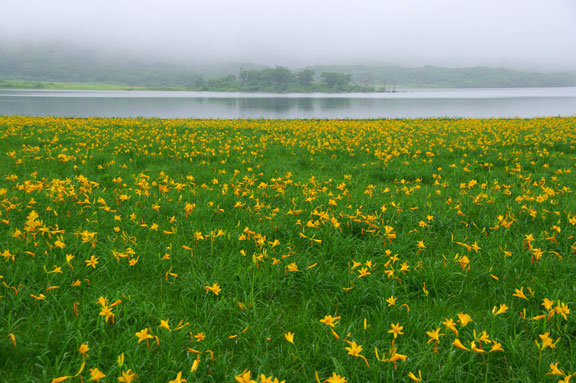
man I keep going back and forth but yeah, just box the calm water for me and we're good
[1,88,576,119]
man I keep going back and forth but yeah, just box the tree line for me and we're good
[1,45,575,91]
[197,67,369,92]
[0,47,370,92]
[309,65,576,88]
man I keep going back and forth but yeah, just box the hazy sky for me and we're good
[2,0,576,70]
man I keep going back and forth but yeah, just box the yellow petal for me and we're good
[75,360,86,376]
[191,355,200,372]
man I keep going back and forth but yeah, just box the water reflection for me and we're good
[319,98,351,111]
[234,97,342,114]
[1,89,575,119]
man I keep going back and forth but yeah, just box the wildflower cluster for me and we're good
[0,116,575,382]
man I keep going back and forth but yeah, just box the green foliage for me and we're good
[297,69,315,88]
[0,47,366,93]
[309,65,576,88]
[1,117,576,382]
[320,72,353,91]
[237,67,359,92]
[4,45,574,92]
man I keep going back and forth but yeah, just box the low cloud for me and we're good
[1,0,575,70]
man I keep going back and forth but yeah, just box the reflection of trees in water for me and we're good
[209,97,351,113]
[204,98,239,108]
[2,93,573,119]
[297,98,314,111]
[236,98,295,113]
[319,98,351,110]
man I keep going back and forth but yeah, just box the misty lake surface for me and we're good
[1,87,576,119]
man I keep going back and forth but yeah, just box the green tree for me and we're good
[296,69,315,88]
[270,66,294,92]
[320,72,352,91]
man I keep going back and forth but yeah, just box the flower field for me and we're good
[1,116,575,382]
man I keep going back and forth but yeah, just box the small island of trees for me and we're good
[194,66,373,92]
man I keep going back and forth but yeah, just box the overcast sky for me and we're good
[2,0,576,70]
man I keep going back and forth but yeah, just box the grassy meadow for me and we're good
[0,116,575,382]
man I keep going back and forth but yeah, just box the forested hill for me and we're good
[1,45,575,90]
[308,65,576,88]
[0,45,252,88]
[0,46,362,92]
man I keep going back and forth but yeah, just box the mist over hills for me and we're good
[1,44,575,90]
[307,65,576,89]
[0,44,265,88]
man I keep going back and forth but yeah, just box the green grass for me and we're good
[0,79,185,91]
[0,116,575,383]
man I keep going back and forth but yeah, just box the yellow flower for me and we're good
[85,255,99,268]
[190,355,200,372]
[117,353,125,367]
[452,338,470,351]
[442,317,458,335]
[284,331,295,344]
[387,351,407,363]
[326,372,347,383]
[8,333,16,347]
[426,328,444,352]
[542,298,554,311]
[357,267,371,277]
[88,368,106,381]
[489,341,504,352]
[472,330,489,344]
[470,242,481,252]
[286,262,299,272]
[345,341,363,356]
[512,286,528,300]
[135,328,153,343]
[546,362,566,376]
[345,340,370,367]
[426,328,444,344]
[319,315,341,327]
[457,313,473,326]
[168,371,187,383]
[470,341,485,353]
[54,238,66,249]
[416,241,426,253]
[159,319,171,331]
[259,375,285,383]
[554,301,571,320]
[118,369,138,383]
[99,304,115,323]
[235,370,257,383]
[48,265,63,274]
[386,296,397,306]
[492,304,509,315]
[388,322,404,339]
[204,283,221,296]
[538,332,558,350]
[78,343,89,357]
[407,370,422,382]
[524,233,534,247]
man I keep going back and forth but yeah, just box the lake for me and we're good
[1,87,576,119]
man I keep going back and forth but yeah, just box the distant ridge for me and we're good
[306,65,576,89]
[1,44,575,89]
